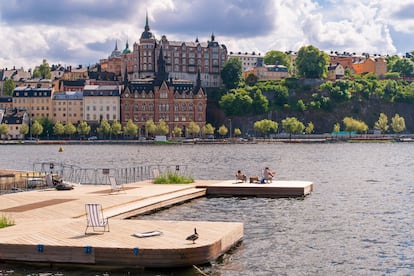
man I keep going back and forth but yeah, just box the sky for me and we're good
[1,0,414,70]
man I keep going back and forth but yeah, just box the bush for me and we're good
[153,172,194,184]
[0,214,14,228]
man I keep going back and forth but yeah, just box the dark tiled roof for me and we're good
[0,96,12,103]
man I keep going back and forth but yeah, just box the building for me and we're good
[327,63,345,80]
[0,108,29,140]
[352,56,387,76]
[0,96,13,111]
[329,52,355,73]
[101,13,227,88]
[243,64,289,81]
[52,91,83,124]
[12,86,53,121]
[83,85,121,124]
[0,68,32,96]
[120,47,207,137]
[228,52,263,72]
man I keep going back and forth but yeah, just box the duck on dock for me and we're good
[186,228,199,244]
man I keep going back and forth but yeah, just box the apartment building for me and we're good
[52,91,83,124]
[12,86,53,120]
[228,52,263,72]
[83,85,121,124]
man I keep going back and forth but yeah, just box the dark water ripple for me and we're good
[0,143,413,275]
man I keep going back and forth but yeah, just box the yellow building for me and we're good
[352,56,387,76]
[52,91,83,124]
[12,86,53,121]
[244,65,289,81]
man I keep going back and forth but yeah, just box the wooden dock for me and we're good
[0,178,313,268]
[200,180,314,197]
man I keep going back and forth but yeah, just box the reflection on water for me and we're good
[0,143,414,275]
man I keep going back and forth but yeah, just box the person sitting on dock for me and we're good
[235,170,247,182]
[262,167,275,183]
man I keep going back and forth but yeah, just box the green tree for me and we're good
[234,128,242,137]
[245,72,258,86]
[333,122,340,133]
[31,120,43,138]
[145,120,157,137]
[386,55,400,71]
[392,58,414,77]
[391,114,406,133]
[220,57,243,89]
[264,50,291,69]
[32,59,51,79]
[296,45,329,78]
[173,126,182,138]
[64,122,76,137]
[77,121,91,137]
[251,89,269,114]
[53,121,65,138]
[19,123,29,138]
[305,122,314,134]
[187,121,200,137]
[219,88,253,116]
[156,119,169,136]
[374,113,389,134]
[97,119,111,139]
[3,79,15,96]
[111,120,122,138]
[202,123,215,137]
[218,124,228,137]
[0,123,8,139]
[124,119,138,137]
[282,117,305,139]
[253,119,278,137]
[343,117,368,134]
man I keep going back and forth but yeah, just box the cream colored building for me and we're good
[52,91,83,124]
[83,85,120,124]
[244,65,289,81]
[228,52,263,72]
[12,86,53,120]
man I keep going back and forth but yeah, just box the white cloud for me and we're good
[1,0,414,70]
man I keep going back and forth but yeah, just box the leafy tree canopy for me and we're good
[264,50,291,69]
[221,57,242,89]
[296,45,329,78]
[3,79,15,96]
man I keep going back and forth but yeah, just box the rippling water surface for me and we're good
[0,143,414,275]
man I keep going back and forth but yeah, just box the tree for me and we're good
[156,119,169,136]
[296,45,329,78]
[32,59,51,79]
[234,128,242,137]
[251,89,269,114]
[173,126,182,138]
[202,123,215,137]
[218,124,228,137]
[64,122,76,137]
[221,57,242,89]
[145,120,157,137]
[391,58,414,77]
[282,117,305,139]
[3,79,15,96]
[124,119,138,137]
[219,88,253,116]
[77,121,91,137]
[333,123,340,133]
[19,123,29,138]
[342,117,368,134]
[97,119,111,139]
[245,72,258,86]
[111,120,122,138]
[187,121,200,137]
[253,119,278,137]
[0,123,8,139]
[53,121,65,138]
[264,50,291,69]
[31,120,43,138]
[374,113,389,134]
[305,122,314,134]
[391,114,406,133]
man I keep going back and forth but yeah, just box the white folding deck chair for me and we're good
[85,203,109,234]
[109,176,125,193]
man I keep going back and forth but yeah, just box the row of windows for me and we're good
[53,113,82,117]
[86,114,117,121]
[53,107,84,112]
[124,103,202,112]
[85,106,117,111]
[14,98,50,103]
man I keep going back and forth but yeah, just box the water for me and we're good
[0,143,414,275]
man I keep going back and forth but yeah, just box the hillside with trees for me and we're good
[214,46,414,136]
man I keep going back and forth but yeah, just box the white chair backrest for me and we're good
[109,176,117,189]
[85,204,103,226]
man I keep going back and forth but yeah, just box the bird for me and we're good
[186,228,199,244]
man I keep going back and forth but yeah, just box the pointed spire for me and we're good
[115,40,118,51]
[195,37,199,43]
[145,10,150,31]
[211,32,215,41]
[124,65,128,85]
[196,67,201,88]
